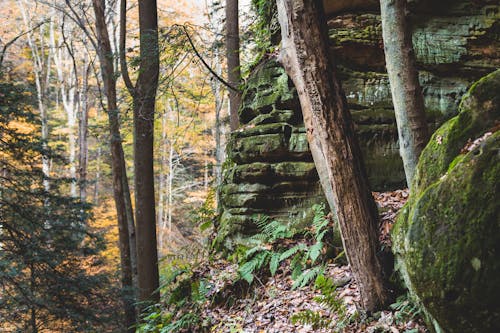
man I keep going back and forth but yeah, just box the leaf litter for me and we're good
[184,190,428,332]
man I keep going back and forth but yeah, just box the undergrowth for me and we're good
[291,274,357,331]
[237,203,341,289]
[137,203,342,332]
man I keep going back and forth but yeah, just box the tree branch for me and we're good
[0,21,46,72]
[119,0,135,95]
[177,25,240,93]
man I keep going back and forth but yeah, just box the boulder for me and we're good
[392,70,500,333]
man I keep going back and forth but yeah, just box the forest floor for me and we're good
[179,189,430,332]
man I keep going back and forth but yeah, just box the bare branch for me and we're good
[0,20,46,71]
[119,0,135,95]
[177,24,240,93]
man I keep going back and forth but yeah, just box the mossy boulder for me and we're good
[392,71,500,333]
[413,69,500,191]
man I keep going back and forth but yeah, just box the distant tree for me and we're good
[0,80,114,332]
[276,0,390,311]
[226,0,241,131]
[380,0,429,187]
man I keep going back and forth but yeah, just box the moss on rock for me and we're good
[413,69,500,191]
[392,71,500,333]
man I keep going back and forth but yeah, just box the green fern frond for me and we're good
[254,214,270,230]
[239,251,270,283]
[308,241,323,263]
[269,251,281,276]
[244,245,267,260]
[279,243,306,261]
[291,309,330,330]
[290,253,304,280]
[292,266,324,289]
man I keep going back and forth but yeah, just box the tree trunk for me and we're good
[94,145,101,206]
[134,0,160,305]
[79,55,90,202]
[157,109,168,252]
[380,0,429,187]
[17,0,51,193]
[92,1,136,330]
[276,0,390,311]
[50,18,79,198]
[225,0,241,131]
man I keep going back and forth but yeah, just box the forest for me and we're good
[0,0,498,332]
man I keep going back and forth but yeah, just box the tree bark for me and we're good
[79,54,90,202]
[226,0,241,131]
[276,0,390,311]
[120,0,160,305]
[92,1,136,330]
[380,0,429,188]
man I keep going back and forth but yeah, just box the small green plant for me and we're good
[291,274,356,331]
[237,204,334,289]
[137,251,211,332]
[191,188,217,232]
[389,293,422,325]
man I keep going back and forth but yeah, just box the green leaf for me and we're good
[279,243,306,261]
[238,261,256,283]
[244,245,266,260]
[308,241,323,263]
[292,266,323,289]
[269,252,281,276]
[199,220,212,232]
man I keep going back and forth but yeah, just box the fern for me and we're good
[308,241,323,263]
[239,251,270,283]
[279,243,306,261]
[390,294,421,324]
[269,252,281,276]
[291,274,354,331]
[238,205,332,288]
[292,266,324,289]
[291,309,330,330]
[312,203,329,240]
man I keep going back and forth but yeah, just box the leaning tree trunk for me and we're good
[226,0,241,131]
[276,0,390,311]
[380,0,429,187]
[92,1,136,330]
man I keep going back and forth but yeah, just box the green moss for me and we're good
[393,71,500,333]
[238,59,297,125]
[395,132,500,333]
[414,69,500,191]
[328,14,381,46]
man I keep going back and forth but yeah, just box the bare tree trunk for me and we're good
[157,109,168,252]
[276,0,390,311]
[79,54,90,202]
[226,0,241,131]
[94,145,101,206]
[167,143,174,239]
[92,1,136,330]
[50,17,79,198]
[17,0,51,192]
[120,0,160,306]
[380,0,429,187]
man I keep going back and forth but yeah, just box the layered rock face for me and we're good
[216,0,499,248]
[329,0,499,188]
[392,70,500,333]
[216,60,326,249]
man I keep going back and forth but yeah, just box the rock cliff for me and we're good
[216,0,499,249]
